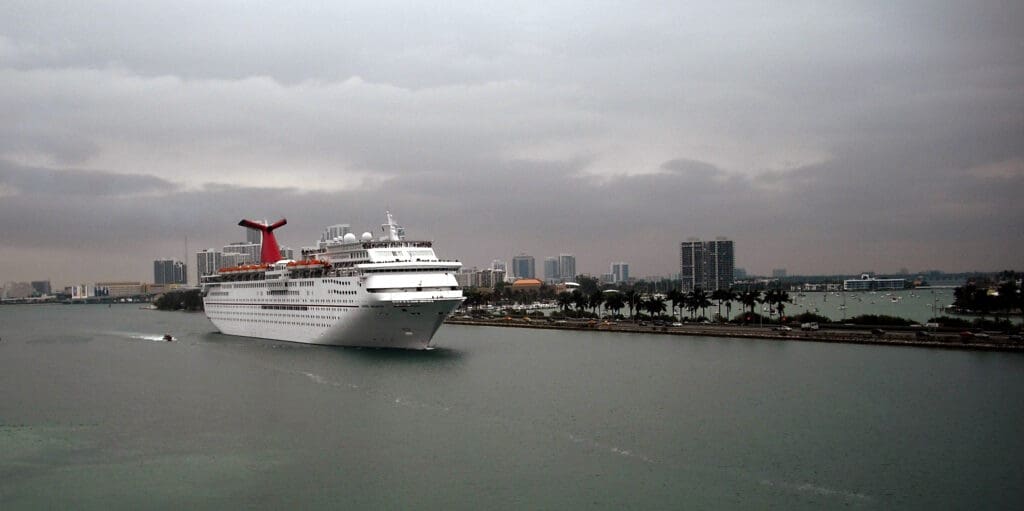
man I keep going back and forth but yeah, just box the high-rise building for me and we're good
[246,223,262,245]
[558,254,576,282]
[279,246,294,260]
[153,259,187,285]
[491,259,507,273]
[610,262,630,283]
[221,252,253,268]
[223,242,260,264]
[544,257,560,283]
[31,280,52,296]
[196,249,223,283]
[772,268,787,278]
[319,224,351,248]
[511,254,536,279]
[680,238,734,291]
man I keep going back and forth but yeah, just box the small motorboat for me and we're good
[162,334,174,342]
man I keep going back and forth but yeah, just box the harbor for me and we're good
[2,304,1022,509]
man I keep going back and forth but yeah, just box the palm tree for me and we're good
[683,291,698,319]
[692,289,712,319]
[775,290,791,321]
[738,290,761,318]
[556,291,573,312]
[666,289,683,320]
[711,289,733,320]
[589,290,605,316]
[604,292,625,317]
[645,296,667,317]
[571,289,588,312]
[724,288,737,321]
[623,289,640,319]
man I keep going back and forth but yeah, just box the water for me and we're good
[2,304,1022,509]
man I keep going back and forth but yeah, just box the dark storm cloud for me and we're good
[0,159,176,196]
[0,1,1022,283]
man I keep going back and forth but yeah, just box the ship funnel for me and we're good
[239,218,287,263]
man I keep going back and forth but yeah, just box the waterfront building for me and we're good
[476,268,505,289]
[31,280,52,296]
[153,259,187,285]
[96,281,146,297]
[844,273,906,291]
[611,262,630,284]
[680,238,734,291]
[1,281,34,300]
[558,254,576,282]
[246,224,262,245]
[772,268,787,278]
[71,284,96,299]
[220,252,253,268]
[544,257,560,283]
[455,270,474,288]
[322,224,351,242]
[196,249,223,282]
[512,254,536,279]
[223,242,260,264]
[319,224,351,249]
[279,246,294,260]
[511,278,543,291]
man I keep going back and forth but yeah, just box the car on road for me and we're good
[800,322,819,331]
[671,322,683,327]
[774,325,792,332]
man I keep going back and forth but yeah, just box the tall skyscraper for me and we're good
[321,224,351,244]
[196,249,223,283]
[31,280,52,295]
[680,238,734,291]
[154,259,187,285]
[511,254,536,279]
[246,224,262,245]
[223,242,260,264]
[610,262,629,283]
[558,254,576,282]
[544,257,560,283]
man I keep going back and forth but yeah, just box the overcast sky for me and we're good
[1,1,1022,286]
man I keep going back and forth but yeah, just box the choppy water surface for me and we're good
[1,304,1022,509]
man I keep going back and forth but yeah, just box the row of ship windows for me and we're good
[219,280,316,289]
[214,310,351,320]
[326,279,354,286]
[211,316,340,328]
[330,290,357,295]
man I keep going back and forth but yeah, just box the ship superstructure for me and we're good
[201,212,463,349]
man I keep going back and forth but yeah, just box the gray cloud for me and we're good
[0,1,1022,285]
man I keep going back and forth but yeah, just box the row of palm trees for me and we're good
[462,282,793,322]
[548,287,792,321]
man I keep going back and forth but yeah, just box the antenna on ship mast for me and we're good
[382,210,402,241]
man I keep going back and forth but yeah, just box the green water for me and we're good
[1,304,1022,509]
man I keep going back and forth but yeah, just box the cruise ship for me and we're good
[201,212,464,349]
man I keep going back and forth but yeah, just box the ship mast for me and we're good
[381,211,404,241]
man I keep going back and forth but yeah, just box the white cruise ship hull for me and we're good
[206,297,463,349]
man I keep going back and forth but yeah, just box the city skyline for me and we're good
[1,2,1022,285]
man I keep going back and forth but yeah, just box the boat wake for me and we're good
[758,478,873,502]
[109,331,174,343]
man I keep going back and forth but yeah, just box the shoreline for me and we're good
[444,318,1024,353]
